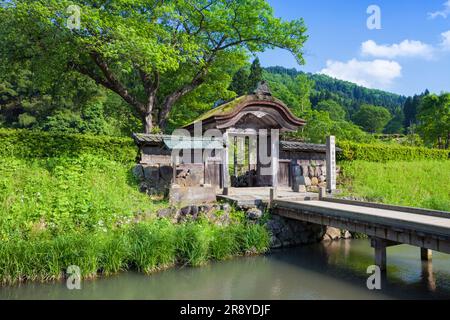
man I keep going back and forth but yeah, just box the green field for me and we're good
[339,160,450,212]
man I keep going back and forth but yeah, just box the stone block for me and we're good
[246,208,263,220]
[132,164,145,181]
[343,230,352,239]
[323,227,341,241]
[301,165,309,177]
[169,186,216,206]
[143,165,159,182]
[159,165,173,182]
[299,176,311,186]
[314,166,322,177]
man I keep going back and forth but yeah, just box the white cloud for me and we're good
[428,0,450,19]
[319,59,402,89]
[361,40,434,59]
[440,30,450,50]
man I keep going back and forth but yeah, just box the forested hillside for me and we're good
[265,66,406,115]
[259,65,448,148]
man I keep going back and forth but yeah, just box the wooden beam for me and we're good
[326,136,336,192]
[233,136,238,180]
[172,154,178,185]
[222,130,230,195]
[271,131,279,190]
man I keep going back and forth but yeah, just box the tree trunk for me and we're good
[143,112,153,134]
[445,131,450,149]
[142,93,157,134]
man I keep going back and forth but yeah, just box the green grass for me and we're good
[339,160,450,211]
[0,220,269,285]
[0,154,269,285]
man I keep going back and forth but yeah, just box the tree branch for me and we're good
[80,52,146,114]
[158,68,207,128]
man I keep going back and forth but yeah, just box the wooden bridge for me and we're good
[219,188,450,272]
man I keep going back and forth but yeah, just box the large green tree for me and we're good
[315,99,346,121]
[0,0,308,132]
[263,71,313,117]
[352,104,392,133]
[417,93,450,149]
[247,58,263,93]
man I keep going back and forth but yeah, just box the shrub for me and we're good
[0,128,137,163]
[337,140,449,162]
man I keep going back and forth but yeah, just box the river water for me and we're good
[1,239,449,300]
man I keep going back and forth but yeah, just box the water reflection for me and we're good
[421,261,436,292]
[0,240,449,300]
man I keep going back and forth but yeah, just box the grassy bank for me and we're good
[339,160,450,211]
[0,219,268,285]
[0,155,269,285]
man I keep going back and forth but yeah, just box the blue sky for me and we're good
[258,0,450,96]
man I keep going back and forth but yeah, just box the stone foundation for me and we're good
[133,163,206,196]
[266,215,326,248]
[169,185,216,206]
[266,215,355,249]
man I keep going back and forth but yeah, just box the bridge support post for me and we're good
[371,238,387,272]
[421,248,432,261]
[269,187,276,208]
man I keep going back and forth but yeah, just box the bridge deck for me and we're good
[275,200,450,238]
[217,187,318,207]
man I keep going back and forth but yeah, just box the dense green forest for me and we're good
[260,66,448,147]
[265,66,407,114]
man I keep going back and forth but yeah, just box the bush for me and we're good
[0,128,137,163]
[337,140,449,162]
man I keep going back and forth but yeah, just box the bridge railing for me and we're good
[318,195,450,219]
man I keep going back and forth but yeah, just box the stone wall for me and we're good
[267,215,326,248]
[293,159,340,192]
[133,163,206,195]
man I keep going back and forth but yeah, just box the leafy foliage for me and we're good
[263,70,371,143]
[0,128,137,163]
[337,140,449,162]
[417,93,450,149]
[0,0,308,131]
[352,104,392,133]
